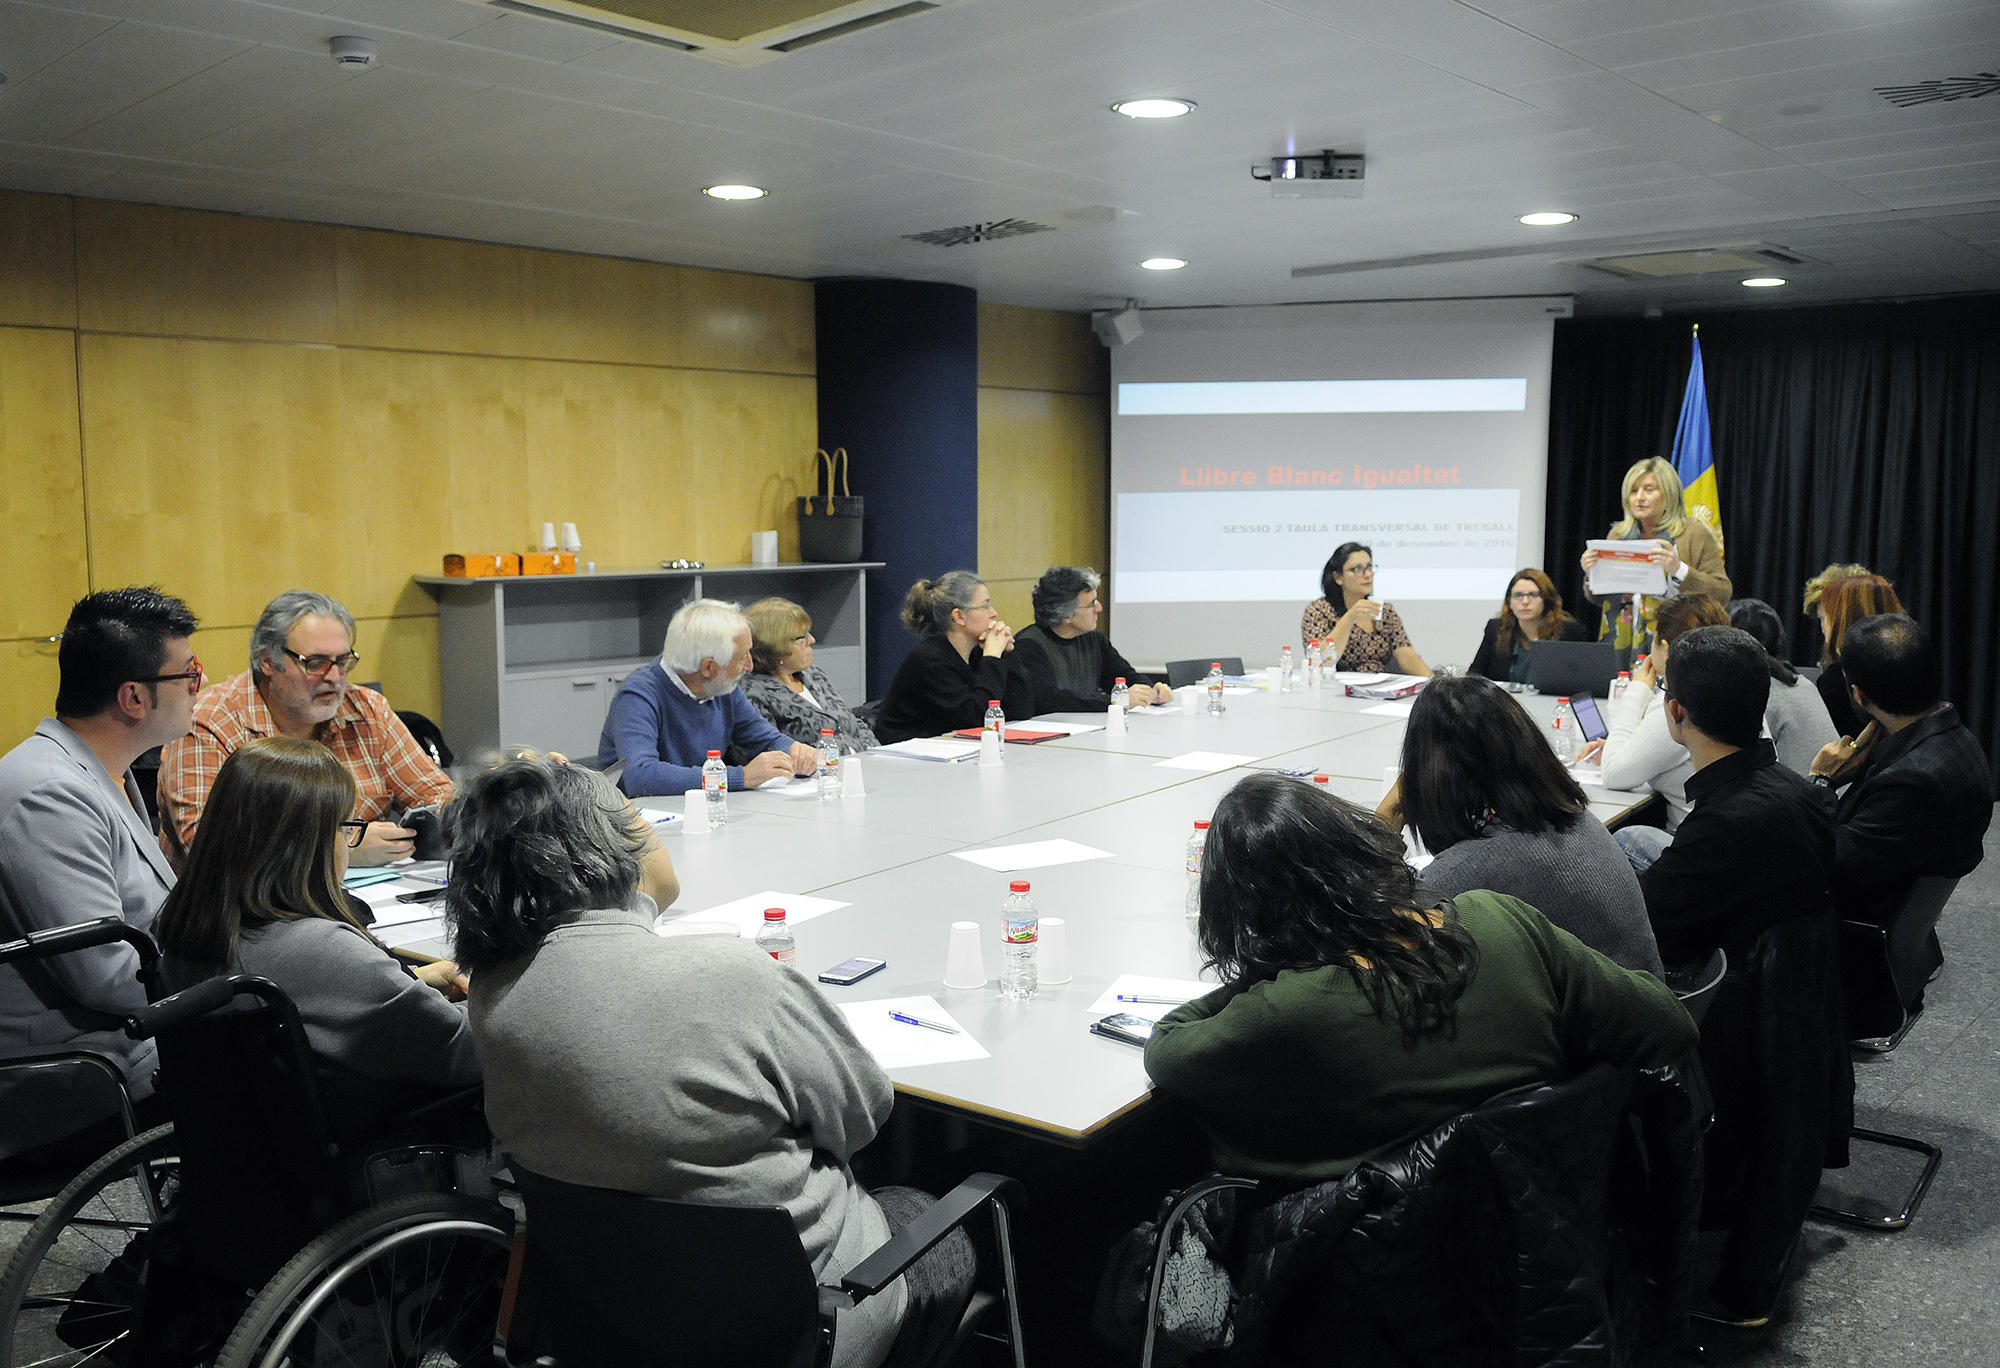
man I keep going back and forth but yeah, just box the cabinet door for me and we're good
[503,674,609,759]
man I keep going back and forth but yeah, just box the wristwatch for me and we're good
[1809,773,1833,789]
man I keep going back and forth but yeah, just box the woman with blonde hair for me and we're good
[1579,457,1731,653]
[1814,573,1904,740]
[873,572,1033,746]
[740,597,877,755]
[1468,567,1587,685]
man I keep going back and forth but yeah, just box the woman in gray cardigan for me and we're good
[1380,674,1666,977]
[741,596,878,754]
[1728,598,1839,775]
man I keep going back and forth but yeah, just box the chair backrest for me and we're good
[506,1163,826,1368]
[1886,875,1956,1007]
[1669,947,1728,1026]
[1835,875,1958,1042]
[1164,658,1244,688]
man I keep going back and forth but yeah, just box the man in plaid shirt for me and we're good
[158,590,454,866]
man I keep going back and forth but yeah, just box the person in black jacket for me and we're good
[1808,614,1993,928]
[1012,566,1172,715]
[1635,626,1845,1326]
[1467,568,1587,685]
[873,571,1036,746]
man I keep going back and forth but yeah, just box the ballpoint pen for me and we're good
[888,1010,960,1034]
[1115,994,1188,1005]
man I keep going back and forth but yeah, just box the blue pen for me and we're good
[888,1010,960,1034]
[1116,994,1186,1005]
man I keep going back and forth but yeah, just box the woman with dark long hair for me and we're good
[1726,598,1837,775]
[1299,542,1432,676]
[1387,674,1664,975]
[1145,772,1693,1183]
[154,736,479,1124]
[1468,567,1587,685]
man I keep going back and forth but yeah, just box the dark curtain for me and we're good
[1546,294,2000,780]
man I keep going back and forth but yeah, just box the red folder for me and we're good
[951,728,1065,744]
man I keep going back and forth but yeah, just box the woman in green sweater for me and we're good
[1145,772,1697,1185]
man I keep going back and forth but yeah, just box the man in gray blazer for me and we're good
[0,587,201,1160]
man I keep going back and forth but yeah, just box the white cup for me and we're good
[1039,917,1071,984]
[1182,690,1199,715]
[682,787,709,833]
[539,521,557,552]
[943,921,985,989]
[1106,705,1126,736]
[1264,666,1282,691]
[842,754,865,796]
[559,522,581,553]
[979,731,1003,766]
[750,530,779,564]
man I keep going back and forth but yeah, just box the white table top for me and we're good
[390,678,1660,1144]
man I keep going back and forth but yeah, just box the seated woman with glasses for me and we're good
[1146,771,1694,1185]
[739,597,878,756]
[153,736,479,1132]
[447,754,978,1368]
[1300,543,1433,676]
[873,571,1035,746]
[1468,568,1588,685]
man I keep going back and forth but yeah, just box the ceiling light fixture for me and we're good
[1518,211,1577,226]
[1741,276,1787,288]
[1140,257,1187,271]
[1112,98,1195,119]
[702,184,767,201]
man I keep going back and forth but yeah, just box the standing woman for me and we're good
[1300,543,1432,676]
[1814,573,1904,741]
[1469,568,1587,685]
[873,571,1035,746]
[1579,457,1730,654]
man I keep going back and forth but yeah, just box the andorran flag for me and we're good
[1672,326,1721,554]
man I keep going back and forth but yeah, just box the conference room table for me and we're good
[392,678,1657,1147]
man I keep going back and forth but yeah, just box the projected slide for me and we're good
[1117,489,1521,603]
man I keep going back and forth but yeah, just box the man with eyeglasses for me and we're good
[159,589,454,866]
[1012,565,1173,716]
[0,587,200,1160]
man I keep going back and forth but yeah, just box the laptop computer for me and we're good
[1527,640,1622,699]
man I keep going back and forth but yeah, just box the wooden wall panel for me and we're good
[0,642,62,750]
[978,302,1107,395]
[0,191,77,329]
[0,327,90,639]
[978,388,1108,580]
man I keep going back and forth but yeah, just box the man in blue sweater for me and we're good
[599,599,818,798]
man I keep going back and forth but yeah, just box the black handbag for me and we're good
[797,447,865,563]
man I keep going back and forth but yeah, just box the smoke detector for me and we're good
[329,35,379,66]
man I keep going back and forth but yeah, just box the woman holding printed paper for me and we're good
[1580,457,1730,654]
[1300,542,1433,676]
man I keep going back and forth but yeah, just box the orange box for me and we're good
[442,553,521,577]
[520,552,577,576]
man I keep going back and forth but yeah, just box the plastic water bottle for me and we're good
[1305,639,1322,684]
[1205,662,1226,716]
[1185,819,1209,920]
[1110,677,1130,713]
[1000,880,1038,1000]
[756,907,795,965]
[815,728,841,800]
[1610,671,1631,706]
[1550,698,1578,764]
[702,750,727,824]
[1312,774,1331,792]
[1279,645,1294,692]
[984,699,1005,738]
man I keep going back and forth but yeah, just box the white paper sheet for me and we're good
[1585,540,1669,596]
[951,839,1114,872]
[681,890,851,938]
[1087,975,1216,1022]
[1019,721,1106,736]
[637,806,686,828]
[754,774,824,799]
[839,996,990,1068]
[1333,672,1393,686]
[380,918,448,950]
[1570,767,1605,786]
[1361,700,1415,718]
[874,738,982,762]
[351,880,444,914]
[1152,751,1258,773]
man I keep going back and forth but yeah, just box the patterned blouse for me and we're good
[1300,598,1413,673]
[741,666,878,755]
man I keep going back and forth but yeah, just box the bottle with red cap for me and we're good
[756,907,795,965]
[815,727,841,800]
[981,698,1006,764]
[702,749,727,824]
[1000,880,1038,999]
[1185,819,1210,920]
[1205,662,1226,715]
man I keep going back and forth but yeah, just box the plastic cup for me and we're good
[944,921,986,989]
[1039,917,1071,984]
[842,754,865,796]
[1182,690,1199,715]
[979,731,1003,766]
[1264,666,1282,691]
[559,522,581,553]
[1106,705,1126,736]
[682,788,709,833]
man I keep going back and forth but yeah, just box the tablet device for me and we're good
[1528,640,1621,699]
[1569,693,1608,742]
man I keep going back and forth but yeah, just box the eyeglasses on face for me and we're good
[1346,563,1376,576]
[135,654,204,695]
[1510,591,1543,602]
[339,819,369,848]
[282,647,361,676]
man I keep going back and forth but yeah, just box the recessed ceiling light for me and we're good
[1140,257,1187,271]
[1112,98,1195,119]
[1741,276,1787,288]
[702,184,767,201]
[1518,211,1578,226]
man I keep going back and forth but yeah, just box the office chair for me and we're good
[1163,658,1244,689]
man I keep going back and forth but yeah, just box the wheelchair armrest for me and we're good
[0,916,159,978]
[839,1172,1027,1302]
[125,974,282,1039]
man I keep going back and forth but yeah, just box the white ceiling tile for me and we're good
[179,63,490,169]
[61,44,362,157]
[0,19,251,143]
[320,0,496,41]
[0,1,122,83]
[451,12,622,63]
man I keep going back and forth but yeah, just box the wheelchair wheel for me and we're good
[0,1123,179,1367]
[217,1193,511,1368]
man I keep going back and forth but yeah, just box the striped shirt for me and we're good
[157,670,453,856]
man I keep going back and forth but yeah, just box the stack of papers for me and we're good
[875,738,982,763]
[1345,675,1429,700]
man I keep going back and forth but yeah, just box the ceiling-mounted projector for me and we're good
[1092,303,1144,348]
[1252,149,1365,198]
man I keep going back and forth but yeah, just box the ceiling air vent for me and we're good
[476,0,959,66]
[1876,71,2000,108]
[904,218,1055,247]
[1574,243,1812,280]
